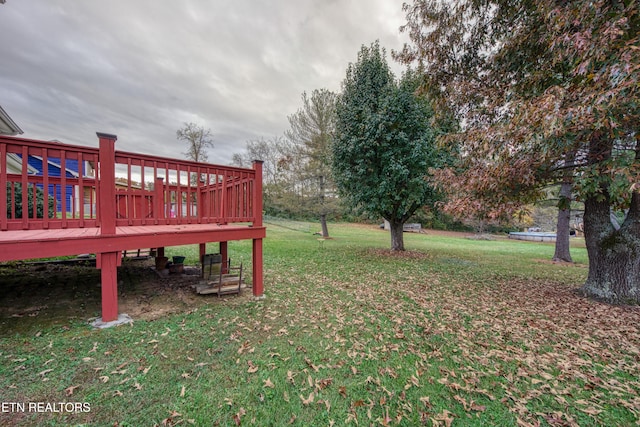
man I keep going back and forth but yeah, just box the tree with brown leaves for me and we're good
[397,0,639,302]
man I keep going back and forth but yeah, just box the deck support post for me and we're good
[98,251,120,322]
[220,241,228,273]
[251,160,264,298]
[199,243,206,265]
[97,132,119,322]
[252,238,263,297]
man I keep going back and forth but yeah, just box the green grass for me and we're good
[1,223,639,426]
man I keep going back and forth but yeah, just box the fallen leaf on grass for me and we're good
[305,357,320,372]
[118,376,133,385]
[516,417,538,427]
[162,410,182,426]
[539,372,554,381]
[404,375,419,389]
[454,394,469,410]
[263,378,275,388]
[437,377,449,385]
[318,399,331,412]
[431,409,455,427]
[247,361,259,373]
[38,369,53,377]
[352,400,366,408]
[233,408,246,426]
[470,402,486,412]
[65,385,79,396]
[237,341,254,355]
[339,386,347,398]
[579,407,602,416]
[300,392,315,405]
[315,377,333,391]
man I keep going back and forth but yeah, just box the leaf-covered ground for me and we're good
[0,223,638,426]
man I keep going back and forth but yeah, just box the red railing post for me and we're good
[98,133,117,235]
[220,172,227,224]
[0,142,7,231]
[252,161,263,227]
[154,177,165,224]
[251,160,264,298]
[97,132,119,322]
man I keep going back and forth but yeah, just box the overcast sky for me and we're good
[0,1,410,165]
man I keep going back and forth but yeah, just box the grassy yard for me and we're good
[1,222,639,426]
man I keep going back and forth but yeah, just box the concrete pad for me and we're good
[90,313,133,329]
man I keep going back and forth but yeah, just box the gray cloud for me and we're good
[0,0,409,164]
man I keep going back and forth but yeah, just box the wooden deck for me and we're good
[1,133,265,323]
[0,223,265,262]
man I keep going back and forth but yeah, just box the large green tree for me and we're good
[397,0,639,301]
[333,42,445,251]
[285,89,338,237]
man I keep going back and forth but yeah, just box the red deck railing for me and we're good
[1,133,262,232]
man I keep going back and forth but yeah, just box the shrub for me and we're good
[6,183,55,219]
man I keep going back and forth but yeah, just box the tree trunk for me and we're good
[553,180,573,262]
[389,219,405,251]
[318,176,330,238]
[581,192,640,303]
[320,214,329,238]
